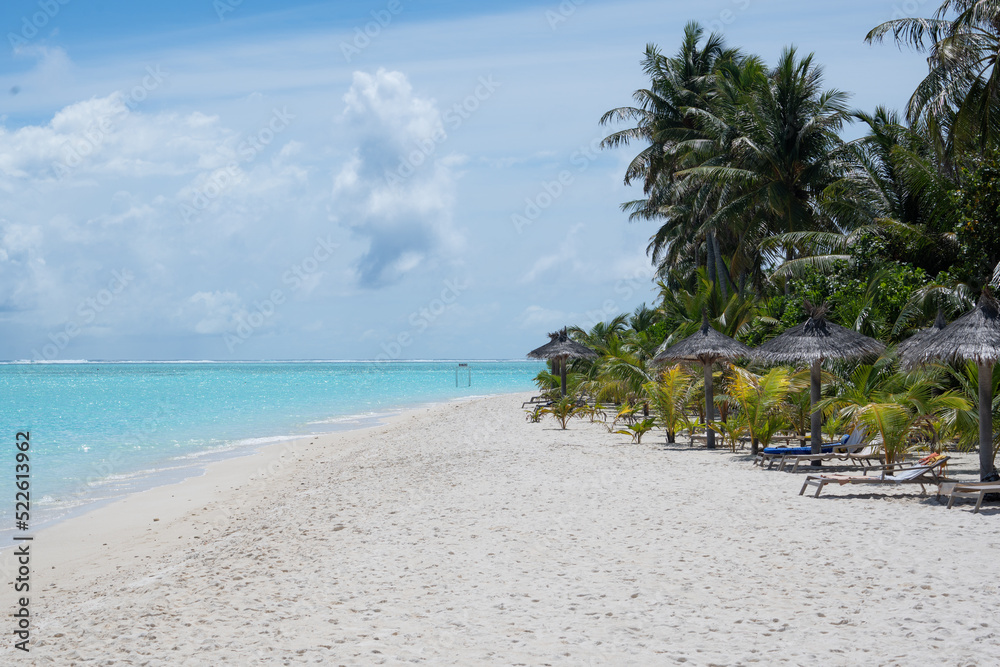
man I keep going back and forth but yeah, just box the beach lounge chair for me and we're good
[756,434,842,469]
[781,429,880,472]
[939,481,1000,513]
[799,455,950,497]
[521,395,551,408]
[754,439,810,467]
[786,442,884,472]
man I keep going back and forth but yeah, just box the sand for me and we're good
[6,391,1000,665]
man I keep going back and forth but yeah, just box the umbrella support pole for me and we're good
[704,362,715,450]
[810,359,822,466]
[979,362,996,479]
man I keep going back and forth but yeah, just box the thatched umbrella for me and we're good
[895,308,947,360]
[527,328,598,397]
[653,313,751,449]
[753,302,885,460]
[901,289,1000,479]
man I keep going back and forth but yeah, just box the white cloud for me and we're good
[2,1,917,359]
[333,68,464,288]
[517,305,568,330]
[0,93,227,181]
[0,85,330,346]
[183,291,249,335]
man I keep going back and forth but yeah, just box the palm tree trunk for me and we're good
[705,235,716,290]
[709,232,729,301]
[784,245,794,296]
[560,357,568,398]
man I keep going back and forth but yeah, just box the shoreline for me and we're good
[13,391,1000,664]
[3,389,522,552]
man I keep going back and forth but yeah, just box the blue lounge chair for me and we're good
[758,429,866,470]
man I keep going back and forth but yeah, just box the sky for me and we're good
[0,0,933,361]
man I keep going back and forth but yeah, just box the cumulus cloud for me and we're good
[0,87,322,347]
[0,92,224,181]
[182,290,249,335]
[333,69,463,288]
[0,220,47,313]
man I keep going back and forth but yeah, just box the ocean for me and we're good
[0,360,543,538]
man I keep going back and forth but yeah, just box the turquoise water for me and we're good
[0,360,542,535]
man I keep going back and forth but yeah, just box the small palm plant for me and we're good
[822,412,849,443]
[821,358,971,465]
[787,381,812,439]
[643,364,695,443]
[537,396,586,430]
[727,366,806,455]
[855,402,913,465]
[613,404,641,428]
[708,413,749,452]
[615,417,657,444]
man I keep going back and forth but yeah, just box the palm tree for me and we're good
[643,364,696,443]
[656,271,757,348]
[625,304,666,360]
[628,303,660,334]
[819,356,971,464]
[770,109,960,282]
[600,23,745,291]
[683,47,854,276]
[866,0,1000,153]
[582,336,657,408]
[600,22,736,199]
[567,316,629,357]
[727,366,808,455]
[566,316,630,382]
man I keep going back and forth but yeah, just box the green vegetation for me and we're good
[528,4,1000,471]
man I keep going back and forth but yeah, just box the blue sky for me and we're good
[0,0,931,360]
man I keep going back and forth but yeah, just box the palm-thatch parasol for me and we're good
[653,312,751,449]
[753,302,885,460]
[900,289,1000,479]
[895,308,947,359]
[527,328,598,397]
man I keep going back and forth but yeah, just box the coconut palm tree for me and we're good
[866,0,1000,153]
[600,23,747,291]
[600,22,737,201]
[773,106,963,277]
[683,47,854,275]
[567,316,629,357]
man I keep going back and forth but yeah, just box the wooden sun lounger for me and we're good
[752,436,814,467]
[939,482,1000,513]
[778,428,867,471]
[521,396,550,408]
[784,444,884,472]
[799,457,950,498]
[759,428,869,471]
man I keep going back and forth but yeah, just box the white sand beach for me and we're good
[10,392,1000,665]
